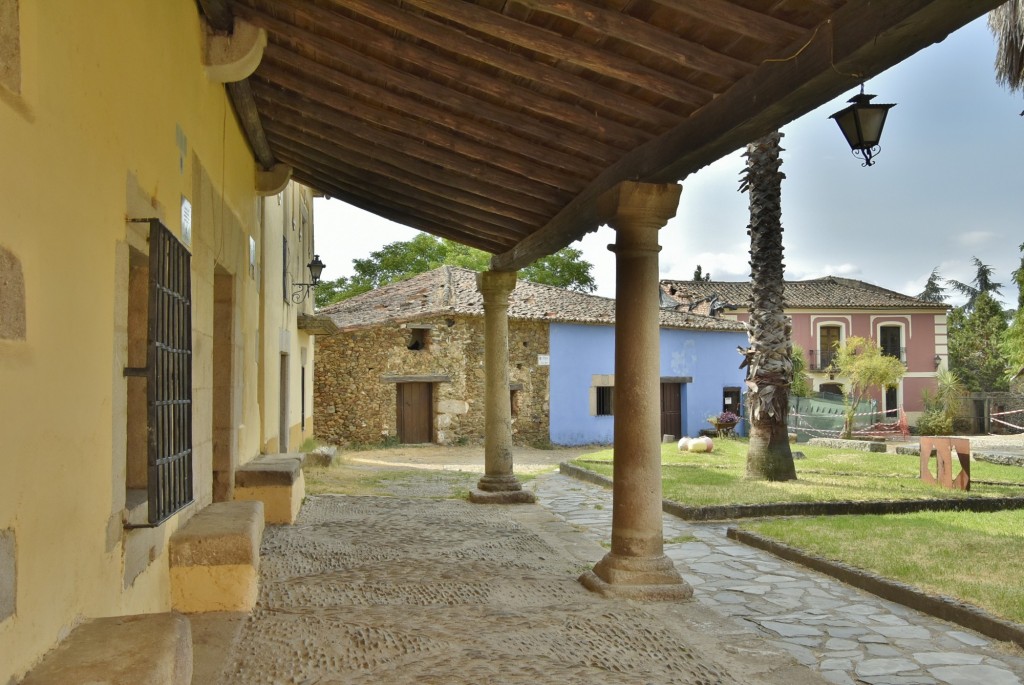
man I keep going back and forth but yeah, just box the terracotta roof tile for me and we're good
[659,276,947,310]
[319,267,746,333]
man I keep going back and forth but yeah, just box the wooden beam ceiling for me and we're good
[200,0,1002,263]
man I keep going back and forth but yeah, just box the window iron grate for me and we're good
[147,220,194,525]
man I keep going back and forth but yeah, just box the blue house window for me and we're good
[596,387,614,416]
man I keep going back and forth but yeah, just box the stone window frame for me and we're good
[590,374,614,416]
[510,382,523,417]
[405,324,432,351]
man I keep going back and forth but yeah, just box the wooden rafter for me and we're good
[195,0,1001,264]
[491,0,1004,270]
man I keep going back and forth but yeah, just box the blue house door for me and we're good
[660,383,681,439]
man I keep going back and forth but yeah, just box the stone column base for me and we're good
[469,488,536,504]
[580,552,693,601]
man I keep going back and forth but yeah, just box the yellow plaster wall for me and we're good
[257,185,317,456]
[0,2,314,680]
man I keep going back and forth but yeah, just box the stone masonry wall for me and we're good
[314,315,549,446]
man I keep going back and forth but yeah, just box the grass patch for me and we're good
[573,439,1024,507]
[665,534,699,545]
[741,510,1024,624]
[298,436,319,452]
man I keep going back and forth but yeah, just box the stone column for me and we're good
[580,181,692,600]
[469,270,535,504]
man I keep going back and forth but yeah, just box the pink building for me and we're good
[660,276,950,425]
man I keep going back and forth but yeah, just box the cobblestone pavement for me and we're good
[532,472,1024,685]
[208,494,826,685]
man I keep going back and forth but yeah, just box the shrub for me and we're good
[917,409,953,436]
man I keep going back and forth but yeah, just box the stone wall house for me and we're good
[315,267,748,447]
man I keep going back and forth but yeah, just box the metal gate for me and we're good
[147,220,194,524]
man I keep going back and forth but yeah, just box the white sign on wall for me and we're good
[537,354,550,366]
[181,195,192,247]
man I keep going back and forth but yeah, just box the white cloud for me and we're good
[957,230,997,247]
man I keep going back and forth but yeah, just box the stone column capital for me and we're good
[597,181,682,232]
[475,269,518,303]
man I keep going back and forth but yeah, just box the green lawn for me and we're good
[572,439,1024,507]
[741,510,1024,624]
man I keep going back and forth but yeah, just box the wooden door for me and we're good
[660,383,681,439]
[397,382,433,444]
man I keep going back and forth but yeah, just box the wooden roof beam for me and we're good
[331,0,680,131]
[253,63,589,192]
[292,170,514,254]
[397,0,716,107]
[237,3,642,159]
[514,0,754,81]
[653,0,810,44]
[249,81,573,205]
[268,134,535,240]
[269,133,549,227]
[249,95,560,217]
[492,0,1004,271]
[260,44,605,176]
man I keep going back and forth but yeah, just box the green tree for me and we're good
[519,247,596,291]
[949,291,1010,391]
[791,345,812,398]
[1004,313,1024,373]
[692,264,711,281]
[918,368,969,436]
[1004,242,1024,372]
[832,336,906,439]
[947,257,1003,311]
[738,131,796,481]
[315,233,596,307]
[1012,241,1024,310]
[916,268,947,303]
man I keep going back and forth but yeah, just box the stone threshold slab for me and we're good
[727,527,1024,650]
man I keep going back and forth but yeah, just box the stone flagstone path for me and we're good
[533,471,1024,685]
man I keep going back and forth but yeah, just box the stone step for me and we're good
[20,613,192,685]
[234,454,305,524]
[169,501,264,613]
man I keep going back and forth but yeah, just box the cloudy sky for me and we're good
[313,16,1023,307]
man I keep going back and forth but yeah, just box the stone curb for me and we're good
[560,462,1024,521]
[559,461,613,489]
[726,527,1024,650]
[895,445,1024,469]
[808,438,886,452]
[662,495,1024,521]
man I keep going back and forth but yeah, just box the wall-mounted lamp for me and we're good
[292,254,326,303]
[829,84,896,167]
[934,354,942,369]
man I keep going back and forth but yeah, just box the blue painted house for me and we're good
[548,317,747,446]
[316,267,747,447]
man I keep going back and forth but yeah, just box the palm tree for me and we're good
[946,257,1003,311]
[989,1,1024,97]
[738,132,796,481]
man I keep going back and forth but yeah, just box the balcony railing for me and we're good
[809,346,906,371]
[881,346,907,364]
[808,348,837,371]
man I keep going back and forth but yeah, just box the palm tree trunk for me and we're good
[740,132,797,481]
